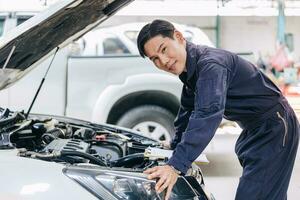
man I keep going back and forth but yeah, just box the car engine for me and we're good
[0,108,214,200]
[0,108,163,169]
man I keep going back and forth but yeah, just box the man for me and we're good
[137,19,299,200]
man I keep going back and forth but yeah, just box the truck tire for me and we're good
[116,105,175,142]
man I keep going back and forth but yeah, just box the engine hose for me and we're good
[143,161,157,171]
[109,153,145,167]
[18,151,61,159]
[85,140,124,157]
[18,150,106,166]
[61,150,107,166]
[47,128,65,138]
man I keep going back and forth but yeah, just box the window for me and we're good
[103,37,130,55]
[0,18,4,37]
[17,16,33,26]
[285,33,294,52]
[183,30,193,42]
[124,31,139,44]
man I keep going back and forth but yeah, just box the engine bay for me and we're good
[0,108,162,169]
[0,108,213,199]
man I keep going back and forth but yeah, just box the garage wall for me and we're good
[220,16,300,62]
[220,17,277,56]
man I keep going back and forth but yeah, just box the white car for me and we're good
[0,0,214,199]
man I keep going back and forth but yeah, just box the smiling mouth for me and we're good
[168,61,176,71]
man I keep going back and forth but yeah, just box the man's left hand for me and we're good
[144,165,179,200]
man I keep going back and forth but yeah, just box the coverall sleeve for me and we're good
[170,85,195,150]
[167,63,228,174]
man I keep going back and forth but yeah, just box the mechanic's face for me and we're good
[144,30,187,75]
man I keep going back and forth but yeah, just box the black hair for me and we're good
[137,19,175,58]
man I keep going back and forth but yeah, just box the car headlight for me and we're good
[63,166,199,200]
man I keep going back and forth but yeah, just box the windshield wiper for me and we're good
[26,47,59,119]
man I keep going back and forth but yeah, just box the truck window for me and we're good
[0,18,4,37]
[103,37,130,55]
[124,30,194,44]
[17,16,33,26]
[124,31,138,44]
[184,30,193,42]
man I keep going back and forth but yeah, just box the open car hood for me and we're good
[0,0,133,90]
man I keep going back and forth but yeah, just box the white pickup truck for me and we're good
[0,13,217,142]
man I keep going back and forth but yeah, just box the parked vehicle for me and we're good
[77,22,214,56]
[0,0,214,199]
[0,8,216,143]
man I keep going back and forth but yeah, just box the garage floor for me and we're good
[201,135,300,200]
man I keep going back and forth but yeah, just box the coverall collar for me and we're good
[182,41,197,81]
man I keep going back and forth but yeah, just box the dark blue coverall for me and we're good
[167,41,299,200]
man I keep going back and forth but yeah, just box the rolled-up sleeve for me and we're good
[168,63,228,174]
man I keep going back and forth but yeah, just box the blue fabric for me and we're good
[167,41,299,199]
[234,102,299,200]
[168,41,286,174]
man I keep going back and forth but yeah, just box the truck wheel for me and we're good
[116,105,175,142]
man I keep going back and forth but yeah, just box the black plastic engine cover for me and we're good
[43,139,89,154]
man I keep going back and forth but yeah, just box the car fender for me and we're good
[0,150,97,200]
[91,73,183,124]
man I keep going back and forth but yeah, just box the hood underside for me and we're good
[0,0,133,90]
